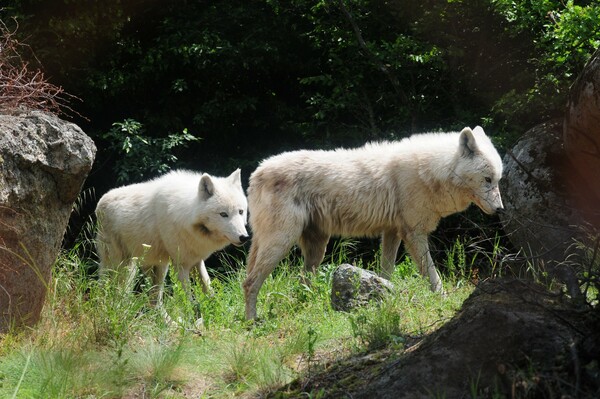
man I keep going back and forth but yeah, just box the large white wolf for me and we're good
[96,169,249,305]
[243,126,503,320]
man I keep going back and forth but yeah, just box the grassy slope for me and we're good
[0,241,476,398]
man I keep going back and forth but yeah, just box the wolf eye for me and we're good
[485,177,492,183]
[219,212,229,218]
[239,209,244,215]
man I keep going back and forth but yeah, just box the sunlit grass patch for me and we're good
[0,237,478,398]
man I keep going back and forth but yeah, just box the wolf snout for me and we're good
[239,234,250,244]
[230,232,250,247]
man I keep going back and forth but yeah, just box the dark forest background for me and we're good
[2,0,599,264]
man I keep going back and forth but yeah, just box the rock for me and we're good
[498,121,582,296]
[0,111,96,333]
[285,278,600,398]
[564,46,600,228]
[331,264,394,312]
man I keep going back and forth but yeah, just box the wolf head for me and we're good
[454,126,504,215]
[194,169,249,246]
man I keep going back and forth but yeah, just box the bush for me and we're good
[0,19,74,116]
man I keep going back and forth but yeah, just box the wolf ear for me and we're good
[459,127,478,157]
[473,125,485,135]
[228,168,242,187]
[199,174,215,200]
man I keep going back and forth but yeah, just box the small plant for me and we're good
[445,234,508,286]
[85,264,153,348]
[480,234,506,278]
[394,255,418,279]
[327,239,359,266]
[566,232,600,306]
[348,295,405,351]
[446,236,472,284]
[306,326,318,361]
[163,266,199,331]
[102,118,199,184]
[220,334,296,393]
[131,338,188,395]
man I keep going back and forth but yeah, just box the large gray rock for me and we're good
[564,46,600,227]
[0,111,96,332]
[331,264,394,311]
[498,121,581,296]
[289,278,600,398]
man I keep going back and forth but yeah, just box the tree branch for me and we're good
[0,18,80,118]
[334,0,409,105]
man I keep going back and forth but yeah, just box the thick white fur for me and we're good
[96,169,248,305]
[243,127,503,320]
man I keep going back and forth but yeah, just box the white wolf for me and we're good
[96,169,249,305]
[243,126,503,320]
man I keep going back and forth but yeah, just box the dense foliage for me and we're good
[2,0,598,184]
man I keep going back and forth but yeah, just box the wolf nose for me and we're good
[495,207,505,215]
[239,234,250,244]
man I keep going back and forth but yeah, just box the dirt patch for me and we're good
[273,278,600,398]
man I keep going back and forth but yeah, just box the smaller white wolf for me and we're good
[95,169,249,305]
[243,126,503,320]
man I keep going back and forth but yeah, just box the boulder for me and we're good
[283,279,600,398]
[331,264,394,312]
[564,46,600,227]
[498,121,582,296]
[0,111,96,333]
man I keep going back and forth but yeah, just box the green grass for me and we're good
[0,240,476,398]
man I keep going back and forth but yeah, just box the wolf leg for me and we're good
[96,232,126,278]
[196,260,212,294]
[244,232,298,320]
[381,230,402,279]
[299,225,329,274]
[404,233,443,292]
[147,264,168,307]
